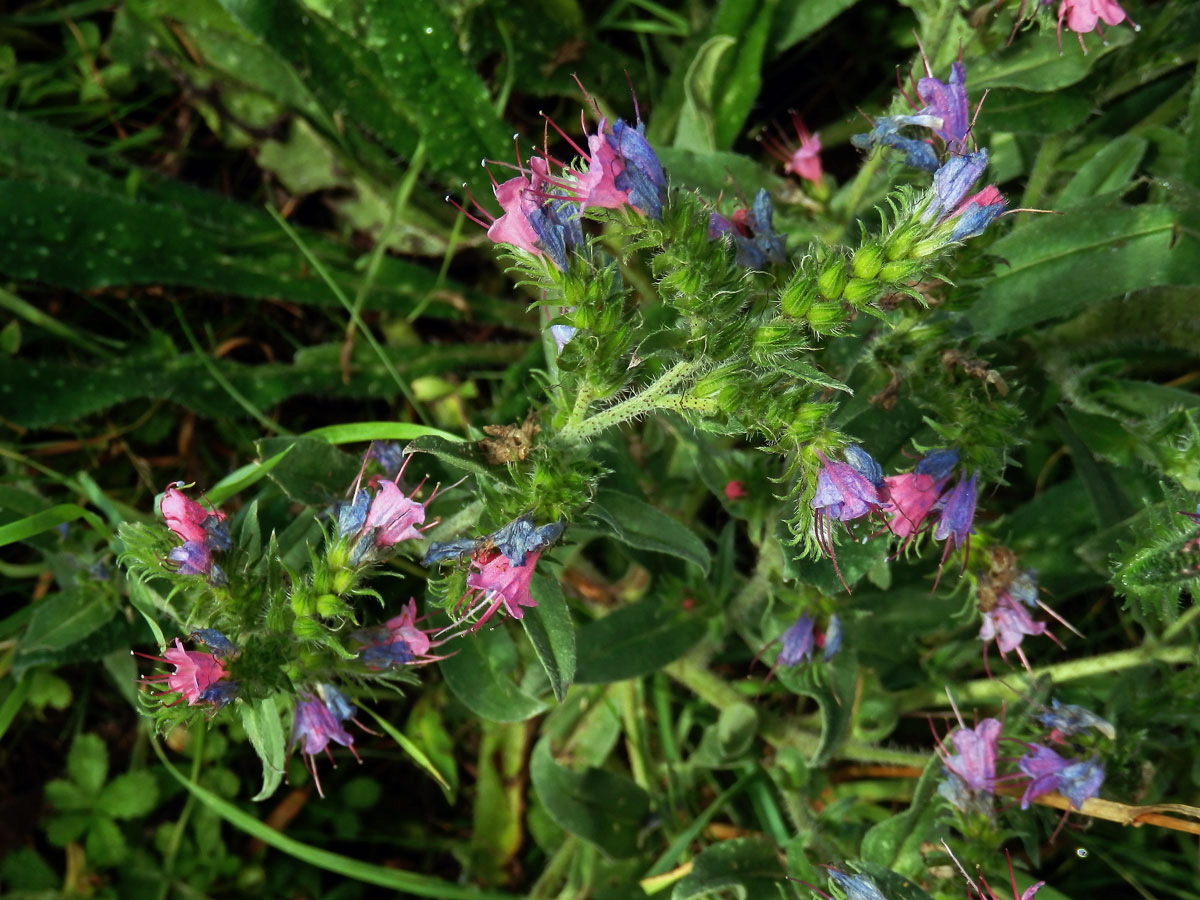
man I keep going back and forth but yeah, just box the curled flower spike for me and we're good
[138,637,234,708]
[160,482,230,584]
[354,599,449,668]
[291,687,361,798]
[761,112,823,185]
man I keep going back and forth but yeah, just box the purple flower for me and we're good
[337,489,372,538]
[934,473,977,549]
[367,440,405,478]
[354,598,444,668]
[844,444,884,488]
[1038,699,1115,741]
[941,717,1001,794]
[981,593,1047,657]
[1057,757,1104,809]
[168,540,212,576]
[292,689,360,798]
[948,186,1006,242]
[1017,744,1070,808]
[606,118,665,219]
[778,615,816,666]
[812,452,883,523]
[362,475,434,548]
[923,153,989,223]
[822,613,843,662]
[550,323,577,352]
[827,870,888,900]
[709,189,787,268]
[851,116,942,172]
[917,61,970,153]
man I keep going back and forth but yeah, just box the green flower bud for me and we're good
[779,270,818,318]
[877,258,924,283]
[751,321,800,365]
[316,593,351,618]
[852,242,884,279]
[291,616,323,640]
[266,602,291,634]
[816,256,848,301]
[312,562,331,596]
[790,403,834,441]
[326,540,353,571]
[884,222,921,260]
[290,587,316,617]
[843,277,882,306]
[805,301,847,334]
[332,568,355,596]
[689,365,742,412]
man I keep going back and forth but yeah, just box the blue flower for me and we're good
[1038,699,1115,740]
[851,116,943,172]
[606,118,665,218]
[1057,757,1104,810]
[933,473,977,549]
[914,447,960,479]
[189,629,237,659]
[823,614,843,661]
[778,615,816,666]
[827,869,888,900]
[922,153,989,223]
[709,189,787,268]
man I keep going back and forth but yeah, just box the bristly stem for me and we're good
[556,360,703,446]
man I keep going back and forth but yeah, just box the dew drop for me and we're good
[424,26,433,34]
[1076,848,1088,858]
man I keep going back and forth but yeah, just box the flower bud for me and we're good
[851,242,883,279]
[290,587,316,617]
[877,258,923,283]
[816,256,848,300]
[312,563,332,596]
[805,301,847,334]
[843,277,882,306]
[884,222,921,261]
[316,593,352,618]
[332,568,355,596]
[689,365,741,413]
[779,270,817,318]
[292,616,324,640]
[266,602,290,633]
[789,403,834,441]
[750,321,800,365]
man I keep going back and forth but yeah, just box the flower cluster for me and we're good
[335,455,439,566]
[976,548,1079,673]
[353,598,445,668]
[708,188,787,269]
[160,483,230,585]
[936,697,1110,816]
[811,445,978,589]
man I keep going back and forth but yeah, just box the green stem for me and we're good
[896,644,1196,710]
[556,360,701,446]
[158,727,206,900]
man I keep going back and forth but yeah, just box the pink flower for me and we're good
[160,482,223,546]
[884,472,947,542]
[487,173,543,257]
[139,637,232,707]
[458,548,541,628]
[571,116,632,211]
[761,113,823,185]
[724,480,747,501]
[355,599,446,668]
[1058,0,1133,52]
[940,717,1001,794]
[291,686,360,797]
[364,480,428,547]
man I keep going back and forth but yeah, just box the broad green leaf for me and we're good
[521,573,576,702]
[256,437,362,507]
[14,590,116,679]
[1058,135,1147,207]
[777,651,858,765]
[974,88,1092,135]
[209,449,294,506]
[859,756,941,876]
[405,695,459,801]
[966,199,1200,337]
[769,0,859,54]
[671,836,786,900]
[97,771,159,819]
[153,738,520,899]
[971,26,1133,92]
[588,489,711,573]
[470,721,527,881]
[655,147,784,200]
[529,737,650,858]
[711,0,773,151]
[673,35,735,152]
[67,732,108,796]
[241,697,287,802]
[439,623,547,722]
[574,596,706,684]
[305,421,464,444]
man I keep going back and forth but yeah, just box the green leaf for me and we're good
[711,1,772,151]
[305,421,464,444]
[97,771,159,820]
[85,815,128,866]
[776,651,858,765]
[521,573,576,702]
[44,778,91,812]
[14,589,116,679]
[439,623,547,722]
[973,88,1092,135]
[0,675,31,742]
[529,737,650,858]
[769,0,858,54]
[0,504,107,548]
[970,26,1133,92]
[655,147,784,199]
[152,737,522,900]
[673,35,735,152]
[404,434,490,476]
[671,836,786,900]
[1058,135,1147,207]
[966,198,1200,337]
[588,489,711,573]
[405,695,459,801]
[256,437,362,507]
[359,705,452,798]
[859,756,941,877]
[574,596,706,684]
[241,696,287,802]
[45,812,90,846]
[67,733,108,796]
